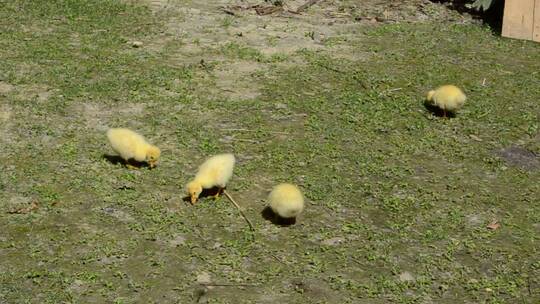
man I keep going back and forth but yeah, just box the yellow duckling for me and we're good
[186,153,235,204]
[268,183,304,220]
[426,85,466,117]
[106,128,161,169]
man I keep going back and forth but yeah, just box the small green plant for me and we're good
[221,16,234,28]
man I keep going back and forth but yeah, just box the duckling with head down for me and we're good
[186,153,235,204]
[426,85,466,118]
[106,128,161,169]
[268,183,304,220]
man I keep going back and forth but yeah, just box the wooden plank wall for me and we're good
[502,0,540,42]
[534,0,540,41]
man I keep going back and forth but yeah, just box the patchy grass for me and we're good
[1,0,539,303]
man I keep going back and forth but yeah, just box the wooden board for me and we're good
[534,0,540,42]
[502,0,535,41]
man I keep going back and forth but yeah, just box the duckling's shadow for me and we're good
[181,186,222,204]
[261,206,296,227]
[423,101,456,118]
[102,154,149,169]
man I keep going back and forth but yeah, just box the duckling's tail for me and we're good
[426,90,435,102]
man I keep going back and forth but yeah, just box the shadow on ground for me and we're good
[181,186,224,204]
[261,206,297,227]
[423,101,457,118]
[430,0,505,33]
[103,154,151,169]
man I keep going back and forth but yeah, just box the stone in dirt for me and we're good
[399,271,415,282]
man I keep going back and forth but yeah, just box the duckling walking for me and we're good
[426,85,466,118]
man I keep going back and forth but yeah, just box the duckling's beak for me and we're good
[190,195,197,204]
[148,161,157,169]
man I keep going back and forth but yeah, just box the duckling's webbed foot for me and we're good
[126,160,139,170]
[214,187,223,199]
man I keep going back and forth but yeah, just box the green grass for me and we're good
[0,1,539,303]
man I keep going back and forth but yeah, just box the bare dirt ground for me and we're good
[133,0,471,100]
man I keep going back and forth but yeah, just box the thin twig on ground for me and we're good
[7,201,39,214]
[222,128,289,135]
[233,138,260,143]
[293,0,321,14]
[255,5,284,15]
[269,252,287,265]
[378,87,402,96]
[219,6,238,16]
[223,190,255,231]
[199,283,259,287]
